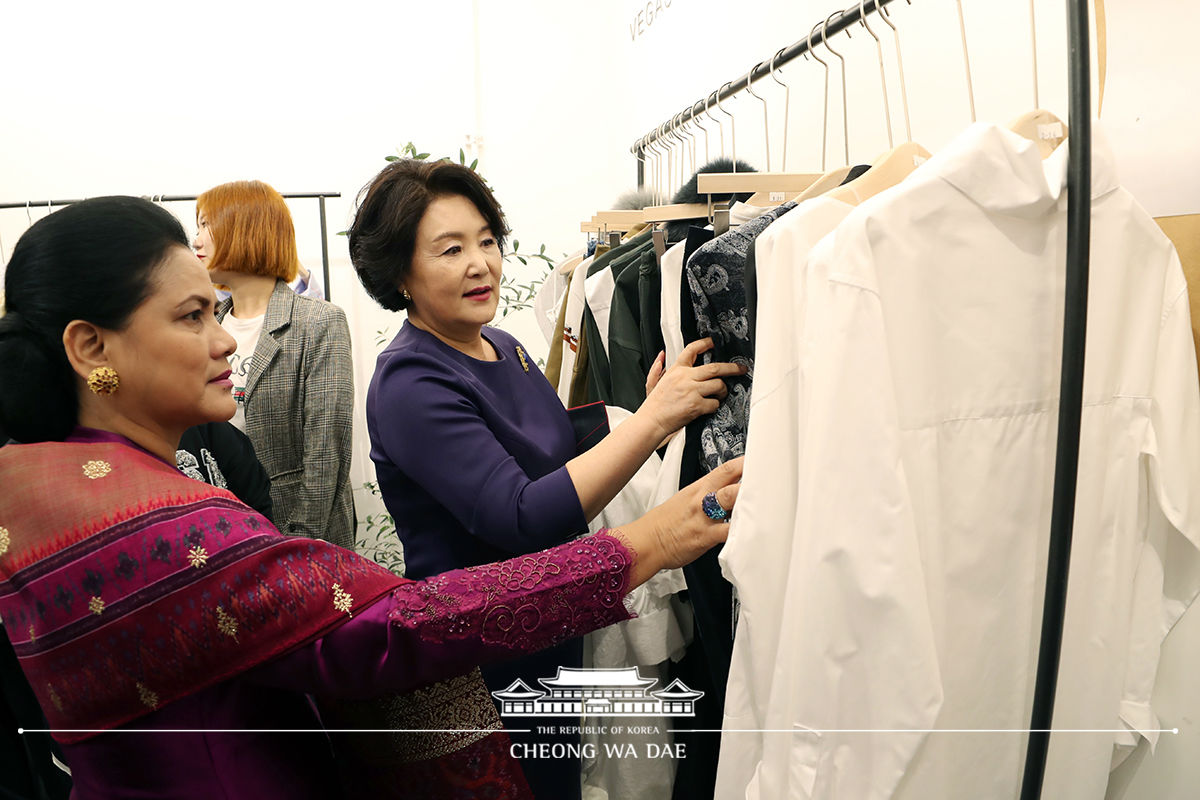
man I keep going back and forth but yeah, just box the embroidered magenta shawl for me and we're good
[0,437,402,744]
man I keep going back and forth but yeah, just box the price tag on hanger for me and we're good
[769,192,786,202]
[1038,122,1064,140]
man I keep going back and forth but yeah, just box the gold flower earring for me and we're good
[87,366,120,396]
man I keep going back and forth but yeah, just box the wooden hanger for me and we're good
[642,203,710,223]
[697,172,821,196]
[1008,109,1068,159]
[791,164,855,202]
[1007,5,1068,159]
[825,141,932,206]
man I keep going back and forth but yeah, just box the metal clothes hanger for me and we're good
[954,0,977,122]
[1008,0,1068,157]
[861,0,894,148]
[681,112,699,178]
[825,0,929,208]
[878,0,913,142]
[715,83,737,170]
[674,112,694,180]
[770,48,790,172]
[821,11,850,166]
[692,97,711,165]
[807,22,831,170]
[745,64,770,171]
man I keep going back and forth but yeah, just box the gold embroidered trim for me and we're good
[332,583,353,616]
[188,546,209,569]
[47,685,64,712]
[215,606,238,639]
[27,624,35,643]
[88,596,105,615]
[137,682,159,709]
[0,526,9,557]
[323,668,503,764]
[82,460,113,480]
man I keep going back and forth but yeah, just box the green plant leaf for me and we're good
[469,158,479,171]
[416,152,431,160]
[513,239,520,251]
[336,230,349,236]
[385,155,399,162]
[459,148,466,164]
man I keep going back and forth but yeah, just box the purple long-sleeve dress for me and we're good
[366,322,592,798]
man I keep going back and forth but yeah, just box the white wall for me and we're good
[1,1,1196,795]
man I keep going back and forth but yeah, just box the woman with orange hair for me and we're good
[194,180,356,549]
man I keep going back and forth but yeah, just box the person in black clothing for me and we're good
[176,421,274,521]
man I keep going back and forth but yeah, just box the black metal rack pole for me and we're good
[318,195,331,302]
[1,192,342,302]
[631,0,897,184]
[1019,0,1092,797]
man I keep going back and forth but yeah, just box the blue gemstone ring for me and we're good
[702,492,729,523]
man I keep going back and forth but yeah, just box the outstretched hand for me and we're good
[618,457,744,589]
[640,339,746,440]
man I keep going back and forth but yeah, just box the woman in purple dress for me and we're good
[0,196,743,799]
[348,159,746,797]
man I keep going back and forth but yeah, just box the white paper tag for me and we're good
[1038,122,1064,140]
[769,191,785,202]
[913,154,928,167]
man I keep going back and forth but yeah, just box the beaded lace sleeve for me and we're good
[253,531,636,697]
[388,530,633,651]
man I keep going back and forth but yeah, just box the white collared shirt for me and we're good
[713,195,855,799]
[717,122,1200,800]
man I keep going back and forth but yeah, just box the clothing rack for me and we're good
[630,1,1093,796]
[629,0,897,185]
[0,192,341,302]
[1019,0,1091,797]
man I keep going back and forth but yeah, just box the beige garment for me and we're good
[1155,213,1200,381]
[542,267,575,390]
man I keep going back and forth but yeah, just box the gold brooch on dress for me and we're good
[137,682,159,709]
[332,583,354,616]
[515,345,530,373]
[188,546,209,569]
[215,606,239,639]
[82,460,112,480]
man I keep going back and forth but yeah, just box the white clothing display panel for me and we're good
[717,123,1200,800]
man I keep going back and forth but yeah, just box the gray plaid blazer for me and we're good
[216,279,356,548]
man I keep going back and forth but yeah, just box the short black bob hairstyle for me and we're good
[348,159,509,312]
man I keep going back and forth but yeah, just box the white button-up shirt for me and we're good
[717,122,1200,800]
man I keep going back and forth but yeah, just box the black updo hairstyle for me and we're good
[0,196,190,443]
[347,159,509,312]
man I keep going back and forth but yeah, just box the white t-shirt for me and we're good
[221,312,264,431]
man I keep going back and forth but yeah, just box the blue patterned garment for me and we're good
[684,202,796,472]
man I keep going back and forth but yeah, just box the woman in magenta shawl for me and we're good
[0,197,741,799]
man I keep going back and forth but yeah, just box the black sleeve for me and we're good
[178,423,275,523]
[1,627,72,800]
